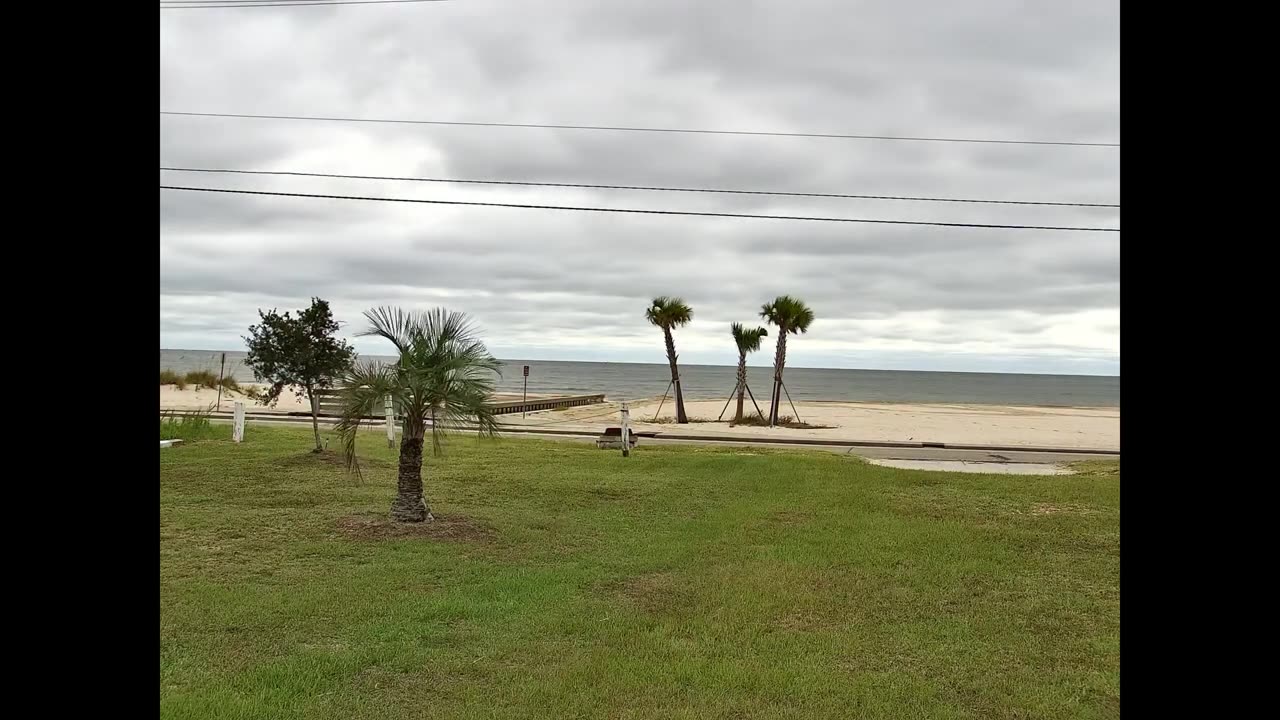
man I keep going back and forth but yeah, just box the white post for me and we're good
[620,401,630,458]
[385,394,395,448]
[232,401,246,443]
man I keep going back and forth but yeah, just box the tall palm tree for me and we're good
[336,307,501,523]
[645,296,694,424]
[760,295,815,426]
[730,322,768,423]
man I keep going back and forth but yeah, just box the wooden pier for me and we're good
[306,390,606,418]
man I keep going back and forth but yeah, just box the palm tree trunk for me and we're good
[390,432,430,522]
[663,327,688,424]
[734,351,747,423]
[770,330,788,425]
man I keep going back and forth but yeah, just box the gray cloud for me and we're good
[160,0,1119,374]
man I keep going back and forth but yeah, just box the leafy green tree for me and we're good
[244,297,356,451]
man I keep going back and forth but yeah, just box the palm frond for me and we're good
[334,360,399,481]
[360,306,418,355]
[760,296,815,334]
[646,296,693,328]
[731,322,768,352]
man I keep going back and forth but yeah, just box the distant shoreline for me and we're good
[161,350,1119,408]
[158,347,1119,379]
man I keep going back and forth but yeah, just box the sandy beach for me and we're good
[159,384,552,414]
[501,398,1120,450]
[161,385,1119,450]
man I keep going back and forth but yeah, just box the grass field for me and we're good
[160,425,1120,719]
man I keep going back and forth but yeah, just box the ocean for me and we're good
[161,349,1119,408]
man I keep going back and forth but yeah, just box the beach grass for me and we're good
[160,369,187,389]
[160,368,242,393]
[160,408,228,442]
[732,414,834,429]
[182,369,221,389]
[160,426,1120,719]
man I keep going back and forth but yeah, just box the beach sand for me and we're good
[160,385,1119,450]
[160,384,309,413]
[159,384,552,414]
[501,398,1120,450]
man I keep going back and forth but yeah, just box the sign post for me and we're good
[620,402,631,458]
[522,365,530,418]
[232,401,245,443]
[216,352,227,411]
[384,394,395,448]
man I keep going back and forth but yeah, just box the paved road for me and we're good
[190,412,1117,465]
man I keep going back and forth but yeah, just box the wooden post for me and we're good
[232,401,245,443]
[385,394,395,448]
[216,352,226,412]
[620,402,630,458]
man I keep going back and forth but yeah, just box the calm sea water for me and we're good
[161,349,1119,408]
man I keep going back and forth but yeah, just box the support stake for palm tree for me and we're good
[779,379,802,423]
[744,382,767,422]
[652,379,674,422]
[716,381,741,421]
[717,380,766,422]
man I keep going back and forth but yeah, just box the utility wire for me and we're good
[162,0,383,3]
[159,111,1118,148]
[160,166,1118,208]
[161,0,448,9]
[162,0,432,2]
[160,185,1122,232]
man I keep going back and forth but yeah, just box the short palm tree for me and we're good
[336,307,501,523]
[645,296,694,424]
[760,296,815,426]
[730,322,768,423]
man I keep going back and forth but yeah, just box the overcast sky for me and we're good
[160,0,1119,375]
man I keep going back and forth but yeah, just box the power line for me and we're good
[159,110,1119,148]
[160,0,448,9]
[160,166,1119,208]
[161,0,375,3]
[160,185,1121,232]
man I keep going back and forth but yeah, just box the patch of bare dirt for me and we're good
[1028,503,1099,516]
[767,510,812,526]
[279,451,391,469]
[607,572,688,614]
[773,610,834,633]
[335,513,496,543]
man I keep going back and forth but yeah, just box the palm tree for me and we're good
[729,322,768,423]
[760,296,815,426]
[645,296,694,424]
[336,307,501,523]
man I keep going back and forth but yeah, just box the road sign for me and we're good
[523,365,529,377]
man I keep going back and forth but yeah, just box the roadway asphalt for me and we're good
[182,411,1118,465]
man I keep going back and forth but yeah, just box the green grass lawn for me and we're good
[160,426,1119,719]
